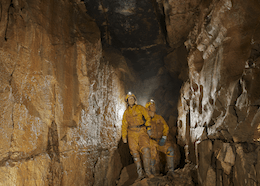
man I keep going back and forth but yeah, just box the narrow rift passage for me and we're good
[88,1,189,184]
[0,0,260,186]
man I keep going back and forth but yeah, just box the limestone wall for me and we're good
[177,0,260,185]
[0,0,127,185]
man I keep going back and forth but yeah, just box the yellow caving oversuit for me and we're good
[122,93,154,180]
[145,100,175,176]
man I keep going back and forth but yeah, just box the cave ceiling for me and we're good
[84,0,169,79]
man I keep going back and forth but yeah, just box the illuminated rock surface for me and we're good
[117,163,195,186]
[178,0,260,185]
[1,0,260,185]
[0,0,127,185]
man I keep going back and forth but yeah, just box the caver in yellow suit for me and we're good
[122,92,154,180]
[145,100,175,176]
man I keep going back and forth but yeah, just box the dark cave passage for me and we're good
[83,1,189,178]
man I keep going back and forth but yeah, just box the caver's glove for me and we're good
[123,138,127,143]
[158,136,167,146]
[147,129,152,137]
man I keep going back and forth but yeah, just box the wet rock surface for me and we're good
[0,0,127,185]
[178,0,260,185]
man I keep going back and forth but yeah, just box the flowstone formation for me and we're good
[0,0,130,185]
[178,0,260,185]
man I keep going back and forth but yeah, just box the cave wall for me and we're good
[156,0,201,48]
[0,0,127,185]
[177,0,260,185]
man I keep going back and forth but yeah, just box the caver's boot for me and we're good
[133,153,145,182]
[150,159,156,175]
[166,147,174,178]
[142,147,154,178]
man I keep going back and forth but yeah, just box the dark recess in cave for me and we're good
[84,0,187,172]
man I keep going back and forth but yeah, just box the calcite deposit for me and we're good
[178,0,260,185]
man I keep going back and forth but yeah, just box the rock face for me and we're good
[117,162,196,186]
[0,0,128,185]
[84,0,165,48]
[156,0,201,48]
[178,0,260,185]
[2,0,260,185]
